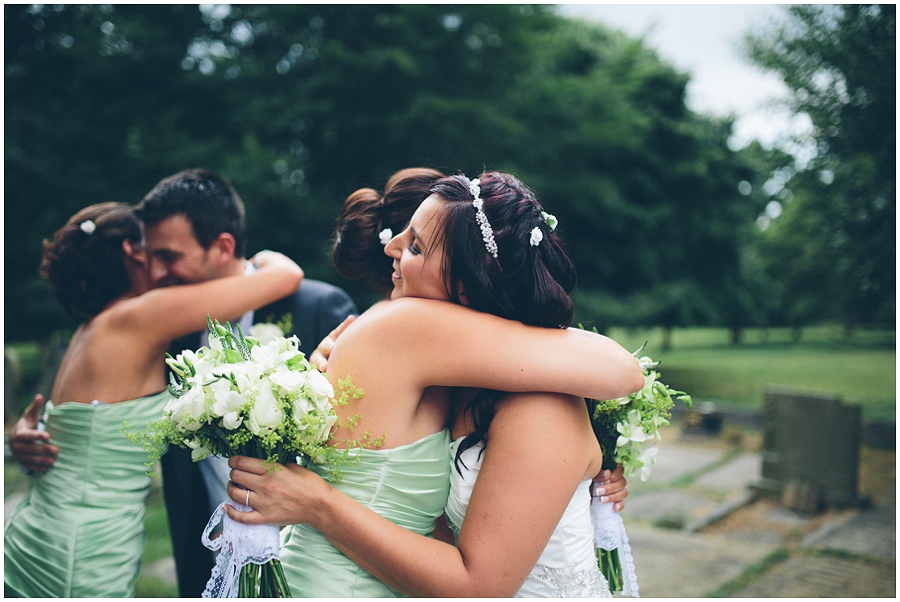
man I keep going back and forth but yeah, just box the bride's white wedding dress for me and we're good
[444,438,612,598]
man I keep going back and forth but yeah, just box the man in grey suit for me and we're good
[135,168,357,597]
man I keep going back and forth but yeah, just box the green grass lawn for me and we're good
[7,325,894,421]
[3,323,894,598]
[604,325,896,421]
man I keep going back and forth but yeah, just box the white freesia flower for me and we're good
[314,412,339,443]
[292,395,314,420]
[185,438,212,461]
[213,389,244,418]
[246,379,283,435]
[379,228,393,245]
[635,445,659,481]
[529,227,543,247]
[168,385,208,432]
[616,409,649,448]
[251,338,296,369]
[249,322,284,345]
[79,220,96,235]
[540,211,558,231]
[269,369,307,394]
[221,411,243,430]
[304,370,334,405]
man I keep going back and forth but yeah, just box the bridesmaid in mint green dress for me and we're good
[4,393,169,597]
[4,202,304,597]
[226,172,643,597]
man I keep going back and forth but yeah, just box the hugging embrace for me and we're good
[5,167,641,598]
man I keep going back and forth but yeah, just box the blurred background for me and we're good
[5,4,895,418]
[4,5,895,596]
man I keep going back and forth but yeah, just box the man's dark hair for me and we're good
[135,168,246,257]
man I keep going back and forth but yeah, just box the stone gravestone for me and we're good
[755,387,867,508]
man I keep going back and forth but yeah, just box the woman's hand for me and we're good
[310,315,356,372]
[224,455,331,527]
[592,465,628,511]
[9,394,58,473]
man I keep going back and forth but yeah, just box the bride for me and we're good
[3,202,303,597]
[227,171,642,596]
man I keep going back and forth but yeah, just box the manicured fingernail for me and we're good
[600,495,610,503]
[595,487,606,495]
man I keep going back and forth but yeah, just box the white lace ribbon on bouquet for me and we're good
[591,499,640,597]
[200,501,281,598]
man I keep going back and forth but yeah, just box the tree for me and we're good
[744,4,896,329]
[5,4,765,343]
[505,20,760,334]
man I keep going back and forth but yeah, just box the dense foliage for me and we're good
[6,4,891,343]
[744,4,896,330]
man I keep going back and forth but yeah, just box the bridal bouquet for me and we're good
[128,317,366,598]
[586,341,692,597]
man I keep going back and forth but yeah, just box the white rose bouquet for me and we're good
[128,317,370,598]
[586,340,692,597]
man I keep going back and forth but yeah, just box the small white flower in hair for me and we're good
[529,227,543,247]
[379,228,393,245]
[541,211,558,231]
[79,220,97,235]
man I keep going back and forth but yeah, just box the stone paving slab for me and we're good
[730,554,896,598]
[626,523,777,598]
[631,443,723,485]
[693,451,761,492]
[802,497,896,561]
[625,489,723,525]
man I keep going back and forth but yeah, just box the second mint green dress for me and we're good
[280,428,451,597]
[4,392,169,598]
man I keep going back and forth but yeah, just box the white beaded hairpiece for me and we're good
[469,178,498,258]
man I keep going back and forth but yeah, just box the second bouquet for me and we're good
[132,316,359,598]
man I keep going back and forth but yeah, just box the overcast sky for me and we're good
[557,3,811,151]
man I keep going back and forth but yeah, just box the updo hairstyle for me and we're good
[40,202,143,322]
[332,167,444,294]
[429,171,576,329]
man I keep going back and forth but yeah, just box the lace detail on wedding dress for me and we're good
[531,564,612,598]
[446,515,461,542]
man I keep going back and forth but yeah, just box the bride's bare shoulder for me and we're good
[357,297,473,323]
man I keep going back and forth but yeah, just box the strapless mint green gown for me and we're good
[4,392,169,598]
[280,428,451,597]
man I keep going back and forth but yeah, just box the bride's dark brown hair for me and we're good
[427,172,577,469]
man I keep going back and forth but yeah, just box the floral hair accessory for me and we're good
[541,211,558,231]
[378,228,393,246]
[79,220,97,235]
[529,227,543,247]
[469,177,498,258]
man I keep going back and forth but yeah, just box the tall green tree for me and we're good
[6,4,763,344]
[745,4,896,329]
[502,20,760,334]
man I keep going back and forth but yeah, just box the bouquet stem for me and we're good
[238,559,291,597]
[598,547,622,593]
